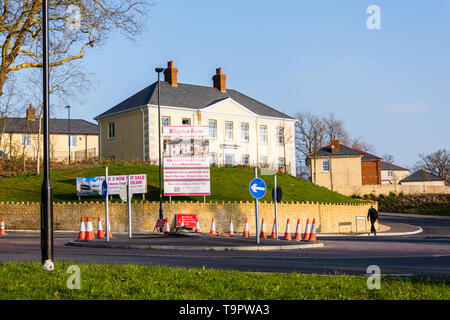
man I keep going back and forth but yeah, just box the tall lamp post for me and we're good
[155,67,164,225]
[41,0,54,271]
[65,105,71,164]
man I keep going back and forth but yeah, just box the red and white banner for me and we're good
[163,126,210,196]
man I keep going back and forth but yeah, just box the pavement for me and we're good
[66,219,422,251]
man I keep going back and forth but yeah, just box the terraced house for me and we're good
[95,61,297,176]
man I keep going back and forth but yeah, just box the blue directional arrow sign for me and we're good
[249,178,267,199]
[102,180,108,200]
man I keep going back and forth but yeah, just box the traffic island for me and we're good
[66,232,324,251]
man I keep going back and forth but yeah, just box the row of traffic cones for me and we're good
[78,217,112,241]
[203,217,317,242]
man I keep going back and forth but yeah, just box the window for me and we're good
[210,153,217,165]
[322,159,330,172]
[388,170,394,177]
[68,135,77,147]
[21,134,31,146]
[225,154,235,165]
[108,122,115,139]
[162,116,170,127]
[277,127,284,144]
[241,154,249,165]
[182,118,191,125]
[225,121,233,140]
[259,156,268,167]
[278,157,285,170]
[259,125,267,144]
[209,120,217,139]
[241,123,249,141]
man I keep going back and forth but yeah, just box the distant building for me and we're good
[400,170,446,186]
[380,161,410,185]
[94,61,297,176]
[0,104,98,162]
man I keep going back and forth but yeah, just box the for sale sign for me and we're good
[163,126,210,196]
[76,174,147,196]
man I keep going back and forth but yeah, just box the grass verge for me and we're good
[0,262,448,300]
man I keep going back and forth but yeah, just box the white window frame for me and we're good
[259,125,267,144]
[210,152,217,165]
[277,127,284,144]
[209,120,217,139]
[224,153,235,166]
[241,154,249,165]
[108,122,115,139]
[259,156,268,167]
[388,170,394,177]
[241,123,249,142]
[162,116,170,127]
[21,134,31,146]
[225,121,233,141]
[322,159,330,172]
[68,135,77,147]
[278,157,285,170]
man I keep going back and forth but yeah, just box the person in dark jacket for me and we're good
[367,205,379,236]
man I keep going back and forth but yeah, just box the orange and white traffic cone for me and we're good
[303,218,311,241]
[194,218,201,233]
[228,218,234,236]
[85,217,95,240]
[294,219,302,241]
[97,217,105,239]
[210,218,217,236]
[284,218,292,240]
[78,217,85,240]
[164,218,170,236]
[107,219,113,238]
[270,218,277,239]
[308,218,317,242]
[259,218,267,239]
[0,218,6,235]
[243,218,250,238]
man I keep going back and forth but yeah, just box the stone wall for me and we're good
[0,200,377,234]
[333,184,450,196]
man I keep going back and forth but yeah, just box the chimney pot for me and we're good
[331,136,340,153]
[26,104,36,121]
[164,60,178,87]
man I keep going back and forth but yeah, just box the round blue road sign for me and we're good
[249,178,267,199]
[102,180,108,200]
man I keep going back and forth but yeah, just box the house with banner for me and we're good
[94,61,297,176]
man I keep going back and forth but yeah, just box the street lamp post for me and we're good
[65,105,71,164]
[41,0,54,271]
[155,67,164,226]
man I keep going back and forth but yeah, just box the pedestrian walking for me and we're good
[367,205,379,236]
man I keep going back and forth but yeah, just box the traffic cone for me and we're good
[243,218,250,238]
[308,218,317,242]
[164,218,170,236]
[259,218,267,239]
[228,218,234,236]
[284,218,292,240]
[303,218,311,241]
[85,217,95,240]
[194,218,201,233]
[107,219,113,238]
[270,219,277,239]
[210,218,216,236]
[0,218,6,235]
[294,219,302,241]
[78,217,85,240]
[97,217,105,239]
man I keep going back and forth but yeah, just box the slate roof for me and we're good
[400,170,445,183]
[1,118,98,135]
[94,81,294,120]
[380,161,409,171]
[307,143,363,158]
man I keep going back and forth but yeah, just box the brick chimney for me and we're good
[331,135,340,153]
[212,67,226,92]
[26,104,35,121]
[163,60,178,86]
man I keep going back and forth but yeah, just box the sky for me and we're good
[52,0,450,169]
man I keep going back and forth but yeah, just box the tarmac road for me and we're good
[0,213,449,278]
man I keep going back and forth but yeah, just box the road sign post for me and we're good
[103,167,109,242]
[127,175,133,238]
[274,175,278,239]
[249,168,267,245]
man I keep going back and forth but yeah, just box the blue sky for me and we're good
[57,0,450,168]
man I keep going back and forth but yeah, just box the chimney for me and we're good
[212,67,226,92]
[331,135,340,153]
[26,104,36,121]
[163,60,178,86]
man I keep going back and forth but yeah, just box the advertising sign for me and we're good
[163,126,210,196]
[76,174,147,196]
[175,214,197,228]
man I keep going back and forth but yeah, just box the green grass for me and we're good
[0,164,361,204]
[0,262,448,300]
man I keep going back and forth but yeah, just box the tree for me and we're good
[382,154,395,163]
[413,149,449,185]
[321,112,350,145]
[0,0,152,97]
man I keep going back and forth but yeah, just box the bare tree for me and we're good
[413,149,449,185]
[349,135,375,153]
[322,112,350,145]
[382,154,395,163]
[0,0,152,97]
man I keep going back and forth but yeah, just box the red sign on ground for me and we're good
[175,214,197,228]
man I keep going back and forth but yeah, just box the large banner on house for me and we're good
[76,174,147,196]
[162,126,210,196]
